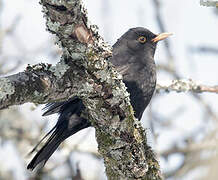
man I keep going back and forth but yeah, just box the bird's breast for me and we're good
[124,77,156,120]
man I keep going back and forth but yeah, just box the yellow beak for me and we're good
[151,32,173,43]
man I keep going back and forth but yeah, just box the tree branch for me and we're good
[0,0,162,179]
[0,61,89,109]
[200,0,218,7]
[157,79,218,94]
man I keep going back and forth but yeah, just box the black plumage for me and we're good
[27,27,171,170]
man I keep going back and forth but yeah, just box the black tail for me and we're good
[27,119,90,170]
[27,98,91,170]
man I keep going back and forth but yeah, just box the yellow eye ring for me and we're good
[138,36,146,43]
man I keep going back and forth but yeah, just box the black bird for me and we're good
[27,27,171,170]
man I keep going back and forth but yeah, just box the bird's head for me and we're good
[111,27,172,75]
[113,27,172,59]
[125,27,172,55]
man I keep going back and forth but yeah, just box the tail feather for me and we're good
[28,125,57,155]
[27,98,90,170]
[27,125,65,170]
[27,119,90,170]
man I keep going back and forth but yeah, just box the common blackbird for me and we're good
[27,27,171,170]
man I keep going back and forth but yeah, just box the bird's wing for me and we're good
[42,102,66,116]
[42,97,78,116]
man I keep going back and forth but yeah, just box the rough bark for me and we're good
[0,0,162,179]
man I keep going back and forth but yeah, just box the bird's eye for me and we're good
[137,36,146,43]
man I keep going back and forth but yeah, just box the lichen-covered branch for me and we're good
[200,0,218,7]
[0,0,162,179]
[157,79,218,94]
[0,60,92,109]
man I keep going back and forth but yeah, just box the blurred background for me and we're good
[0,0,218,179]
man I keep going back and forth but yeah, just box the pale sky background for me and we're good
[1,0,218,179]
